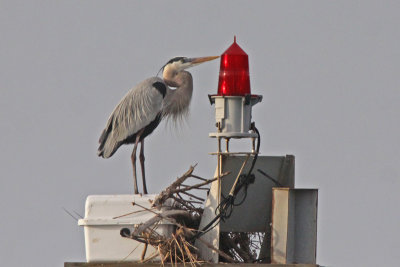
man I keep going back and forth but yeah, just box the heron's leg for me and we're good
[139,140,148,194]
[131,132,142,194]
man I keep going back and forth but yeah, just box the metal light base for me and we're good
[208,94,262,139]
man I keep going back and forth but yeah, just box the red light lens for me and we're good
[217,38,251,96]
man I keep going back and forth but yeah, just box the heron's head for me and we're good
[161,56,219,80]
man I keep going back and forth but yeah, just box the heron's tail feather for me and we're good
[97,137,121,158]
[97,119,120,158]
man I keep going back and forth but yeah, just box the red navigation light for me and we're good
[217,37,251,96]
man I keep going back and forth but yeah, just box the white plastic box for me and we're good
[78,194,174,262]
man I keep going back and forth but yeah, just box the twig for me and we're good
[173,197,200,213]
[140,250,159,263]
[177,193,203,206]
[113,208,151,219]
[152,165,230,209]
[190,174,208,181]
[186,200,203,205]
[176,193,195,208]
[152,166,196,208]
[141,243,148,260]
[182,238,196,267]
[181,191,205,202]
[62,207,79,221]
[196,237,236,263]
[189,187,209,191]
[120,242,141,262]
[73,210,83,219]
[172,234,185,263]
[134,210,189,236]
[173,172,229,194]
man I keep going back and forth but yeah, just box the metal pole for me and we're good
[228,154,250,196]
[217,121,222,205]
[217,136,221,205]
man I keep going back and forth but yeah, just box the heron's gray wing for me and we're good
[98,77,165,158]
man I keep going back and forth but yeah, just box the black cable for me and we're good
[231,125,260,206]
[244,126,260,180]
[191,125,261,241]
[232,185,248,206]
[214,126,260,219]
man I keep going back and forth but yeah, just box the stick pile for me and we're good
[121,165,265,264]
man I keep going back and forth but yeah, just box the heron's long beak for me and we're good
[187,56,219,68]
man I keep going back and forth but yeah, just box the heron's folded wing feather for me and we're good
[110,77,165,143]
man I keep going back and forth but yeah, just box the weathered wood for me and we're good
[152,165,229,209]
[152,166,196,208]
[133,210,189,236]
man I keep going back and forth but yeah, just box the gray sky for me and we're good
[1,1,399,266]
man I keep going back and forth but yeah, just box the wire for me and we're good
[217,125,260,218]
[232,184,248,206]
[191,125,261,241]
[230,125,260,206]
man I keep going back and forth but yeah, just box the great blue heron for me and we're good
[97,56,218,194]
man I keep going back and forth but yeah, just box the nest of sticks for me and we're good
[121,165,266,264]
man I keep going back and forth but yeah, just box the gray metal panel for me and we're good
[291,190,318,264]
[196,155,295,262]
[287,191,296,263]
[271,188,318,265]
[220,155,295,232]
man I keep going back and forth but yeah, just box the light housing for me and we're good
[217,37,251,96]
[210,37,262,139]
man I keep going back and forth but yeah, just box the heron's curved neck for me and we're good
[164,69,192,87]
[163,71,193,117]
